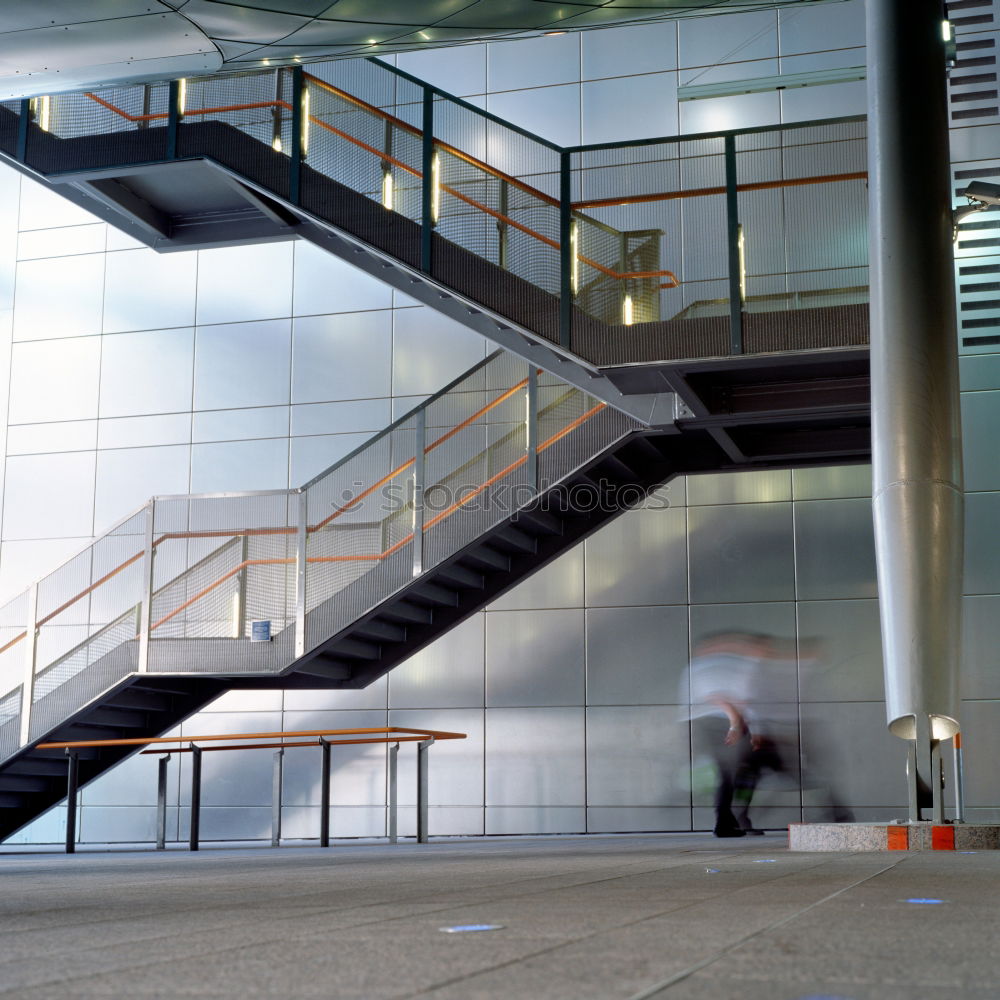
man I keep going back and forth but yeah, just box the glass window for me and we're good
[94,445,191,535]
[582,74,678,145]
[18,224,105,261]
[103,247,197,334]
[13,253,105,341]
[8,337,101,423]
[98,413,192,450]
[193,406,289,443]
[291,311,392,404]
[194,319,291,411]
[195,242,294,326]
[190,438,290,493]
[6,420,97,455]
[2,451,96,539]
[391,307,486,397]
[100,327,195,418]
[488,34,580,91]
[292,242,392,318]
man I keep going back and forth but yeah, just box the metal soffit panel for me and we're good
[0,0,843,98]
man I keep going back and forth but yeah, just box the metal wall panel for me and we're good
[584,505,688,608]
[485,708,585,806]
[586,605,688,706]
[283,676,388,712]
[391,307,487,398]
[960,353,1000,391]
[388,616,485,709]
[281,709,388,807]
[965,491,1000,594]
[962,391,1000,492]
[13,253,105,341]
[688,503,795,604]
[488,546,584,612]
[278,805,386,840]
[779,0,864,53]
[195,242,293,326]
[2,451,96,540]
[103,248,197,335]
[798,599,884,702]
[586,706,689,807]
[799,702,907,810]
[194,319,291,411]
[587,807,691,833]
[582,74,679,145]
[389,708,484,806]
[79,751,161,807]
[394,805,485,838]
[78,806,157,844]
[687,470,791,506]
[582,21,677,79]
[101,327,195,418]
[488,33,580,91]
[485,610,586,707]
[9,337,101,421]
[958,700,1000,808]
[485,806,586,835]
[178,806,273,842]
[794,499,878,601]
[204,689,284,713]
[292,241,392,317]
[679,9,777,68]
[792,465,872,501]
[962,596,1000,699]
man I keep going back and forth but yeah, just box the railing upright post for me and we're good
[189,743,202,851]
[724,133,744,356]
[166,81,180,160]
[416,737,434,844]
[138,501,155,673]
[156,754,169,850]
[290,66,303,206]
[65,749,79,855]
[16,99,30,163]
[498,180,510,270]
[559,150,573,351]
[19,583,38,748]
[412,409,426,578]
[526,367,538,495]
[319,736,331,847]
[421,87,435,273]
[271,748,283,847]
[387,742,398,845]
[140,84,151,130]
[234,533,249,640]
[294,490,307,659]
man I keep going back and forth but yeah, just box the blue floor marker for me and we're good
[905,898,945,904]
[753,858,777,863]
[440,924,505,933]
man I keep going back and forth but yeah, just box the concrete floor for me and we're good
[0,834,997,999]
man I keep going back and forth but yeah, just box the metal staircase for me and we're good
[0,59,875,839]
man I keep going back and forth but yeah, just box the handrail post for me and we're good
[156,754,170,850]
[234,533,249,640]
[412,409,426,577]
[421,86,435,273]
[166,80,180,160]
[498,180,510,270]
[954,731,966,823]
[19,583,38,748]
[724,133,743,356]
[559,150,573,350]
[319,736,331,847]
[138,501,155,673]
[416,736,434,844]
[294,490,307,659]
[189,743,201,851]
[290,66,303,205]
[271,747,284,847]
[16,99,30,163]
[526,367,538,495]
[387,741,398,844]
[65,749,79,854]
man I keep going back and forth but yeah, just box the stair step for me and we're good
[328,637,380,661]
[515,509,564,537]
[382,602,434,625]
[492,526,538,554]
[0,793,27,808]
[293,657,352,681]
[462,547,510,572]
[435,563,485,589]
[3,758,70,777]
[78,708,148,729]
[408,582,459,607]
[103,689,172,712]
[0,774,52,793]
[352,619,406,643]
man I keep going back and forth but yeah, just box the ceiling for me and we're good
[0,0,841,99]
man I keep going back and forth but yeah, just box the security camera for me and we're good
[964,181,1000,207]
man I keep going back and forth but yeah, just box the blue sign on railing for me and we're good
[251,620,272,642]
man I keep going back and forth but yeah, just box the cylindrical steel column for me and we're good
[866,0,964,819]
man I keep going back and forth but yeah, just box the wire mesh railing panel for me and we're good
[0,100,21,157]
[29,608,138,741]
[24,85,170,172]
[422,353,532,570]
[300,71,424,267]
[0,687,20,765]
[178,70,293,199]
[0,592,29,754]
[431,97,562,343]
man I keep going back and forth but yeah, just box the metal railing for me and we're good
[39,726,466,853]
[0,352,635,764]
[0,59,869,365]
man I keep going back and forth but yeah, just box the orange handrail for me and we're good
[37,725,466,751]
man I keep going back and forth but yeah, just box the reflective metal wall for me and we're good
[5,0,1000,843]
